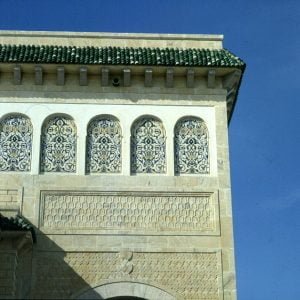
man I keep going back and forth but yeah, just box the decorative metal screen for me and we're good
[131,117,166,174]
[86,116,121,173]
[0,114,32,171]
[174,117,209,174]
[40,116,76,173]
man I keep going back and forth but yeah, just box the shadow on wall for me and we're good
[29,233,100,299]
[0,215,99,300]
[31,232,176,299]
[31,231,175,299]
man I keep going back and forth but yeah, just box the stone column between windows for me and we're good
[31,122,41,175]
[165,123,174,176]
[76,125,86,175]
[122,121,131,176]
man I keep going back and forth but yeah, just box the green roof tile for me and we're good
[0,44,245,68]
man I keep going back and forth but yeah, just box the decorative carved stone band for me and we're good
[32,251,222,300]
[39,191,219,235]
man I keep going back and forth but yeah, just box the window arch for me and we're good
[174,117,209,174]
[0,114,33,171]
[40,115,77,173]
[86,116,122,173]
[131,116,166,174]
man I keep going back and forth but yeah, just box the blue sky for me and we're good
[1,0,299,299]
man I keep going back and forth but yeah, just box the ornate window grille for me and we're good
[0,114,33,171]
[86,116,122,173]
[40,115,76,173]
[131,117,166,174]
[174,117,209,174]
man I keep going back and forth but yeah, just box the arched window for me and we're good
[131,116,166,174]
[174,117,209,174]
[86,116,122,173]
[0,114,33,171]
[40,115,76,173]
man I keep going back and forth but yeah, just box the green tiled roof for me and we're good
[0,213,36,242]
[0,44,245,68]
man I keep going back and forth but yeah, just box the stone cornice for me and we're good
[0,31,224,49]
[0,62,244,122]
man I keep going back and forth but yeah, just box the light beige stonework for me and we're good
[0,31,242,299]
[0,31,224,49]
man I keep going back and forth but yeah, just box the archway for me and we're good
[75,282,176,300]
[106,297,145,300]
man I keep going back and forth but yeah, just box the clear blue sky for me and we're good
[1,0,299,299]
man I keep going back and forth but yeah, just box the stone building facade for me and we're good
[0,31,245,299]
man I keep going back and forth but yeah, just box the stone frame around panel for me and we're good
[38,190,220,236]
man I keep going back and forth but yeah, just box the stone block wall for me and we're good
[0,31,240,300]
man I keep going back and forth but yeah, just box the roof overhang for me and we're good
[0,31,246,122]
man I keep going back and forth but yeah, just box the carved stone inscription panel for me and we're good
[32,251,222,300]
[39,191,219,234]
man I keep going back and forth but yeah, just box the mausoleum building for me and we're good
[0,31,245,299]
